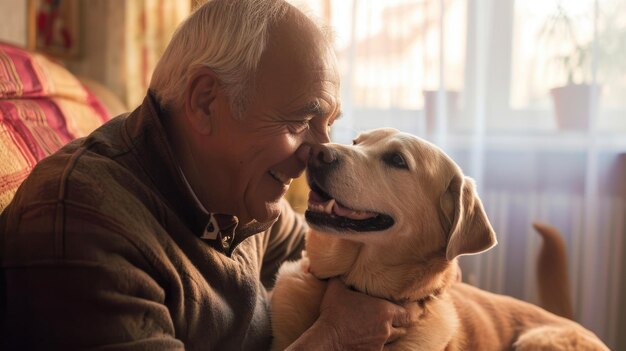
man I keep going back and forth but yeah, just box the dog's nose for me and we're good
[309,144,338,168]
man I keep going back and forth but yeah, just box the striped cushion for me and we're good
[0,42,110,211]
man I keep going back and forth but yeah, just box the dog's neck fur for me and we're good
[305,229,459,304]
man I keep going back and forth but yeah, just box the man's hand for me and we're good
[315,278,412,350]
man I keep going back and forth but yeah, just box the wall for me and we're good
[64,0,128,107]
[0,0,189,111]
[64,0,189,109]
[617,154,626,351]
[0,0,28,46]
[0,0,127,105]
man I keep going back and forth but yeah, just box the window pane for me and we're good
[597,0,626,110]
[326,0,466,110]
[511,0,595,109]
[511,0,626,112]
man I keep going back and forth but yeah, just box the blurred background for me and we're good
[0,0,625,349]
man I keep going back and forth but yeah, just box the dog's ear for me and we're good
[440,175,497,261]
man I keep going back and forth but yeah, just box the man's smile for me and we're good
[269,169,293,186]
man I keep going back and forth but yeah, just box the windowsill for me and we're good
[435,130,626,153]
[335,106,626,153]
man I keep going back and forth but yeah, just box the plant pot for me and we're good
[422,90,460,133]
[550,84,600,131]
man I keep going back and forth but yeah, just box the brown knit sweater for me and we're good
[0,94,307,350]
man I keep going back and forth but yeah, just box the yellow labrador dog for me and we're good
[270,128,608,350]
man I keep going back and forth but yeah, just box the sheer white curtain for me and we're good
[301,0,626,348]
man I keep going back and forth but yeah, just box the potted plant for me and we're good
[539,2,626,131]
[538,3,599,131]
[548,46,599,131]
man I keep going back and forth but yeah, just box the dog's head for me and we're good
[305,128,496,263]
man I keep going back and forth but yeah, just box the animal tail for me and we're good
[533,222,574,320]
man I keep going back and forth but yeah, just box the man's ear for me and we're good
[439,174,497,261]
[184,67,221,135]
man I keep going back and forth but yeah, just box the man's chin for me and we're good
[237,204,281,236]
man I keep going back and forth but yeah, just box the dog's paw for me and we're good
[514,325,609,351]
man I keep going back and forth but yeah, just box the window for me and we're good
[302,0,626,139]
[510,0,626,131]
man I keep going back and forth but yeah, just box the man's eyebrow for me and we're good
[295,101,343,120]
[295,101,323,116]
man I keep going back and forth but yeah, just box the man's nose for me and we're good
[308,143,338,168]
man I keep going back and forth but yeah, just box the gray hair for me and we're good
[149,0,292,117]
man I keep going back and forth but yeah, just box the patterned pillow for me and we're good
[0,42,110,211]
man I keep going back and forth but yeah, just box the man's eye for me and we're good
[383,152,409,170]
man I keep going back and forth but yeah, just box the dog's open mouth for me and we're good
[305,181,395,232]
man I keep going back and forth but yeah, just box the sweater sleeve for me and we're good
[1,204,185,351]
[260,198,307,289]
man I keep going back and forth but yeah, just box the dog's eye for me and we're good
[352,139,357,145]
[383,152,409,170]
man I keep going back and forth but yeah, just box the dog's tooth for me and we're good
[323,199,335,214]
[333,202,352,217]
[307,202,320,212]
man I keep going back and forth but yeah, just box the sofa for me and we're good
[0,42,125,212]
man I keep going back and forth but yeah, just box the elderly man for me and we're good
[0,0,410,349]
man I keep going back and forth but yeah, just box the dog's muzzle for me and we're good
[304,144,395,232]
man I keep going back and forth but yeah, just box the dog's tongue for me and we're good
[308,190,377,220]
[332,202,377,220]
